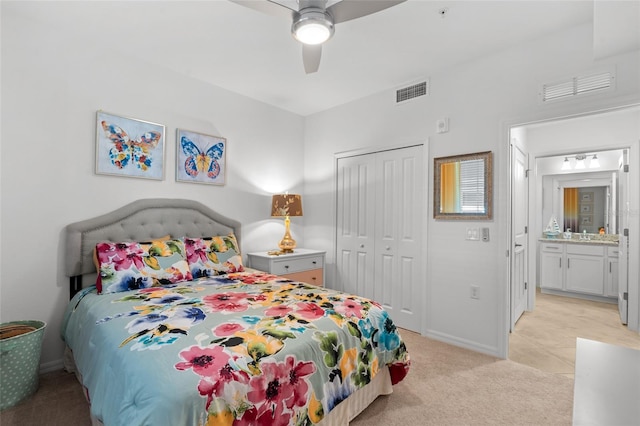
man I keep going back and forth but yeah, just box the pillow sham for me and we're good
[183,234,244,279]
[95,238,192,294]
[92,235,171,274]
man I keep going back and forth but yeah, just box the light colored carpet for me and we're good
[1,329,573,426]
[351,330,573,425]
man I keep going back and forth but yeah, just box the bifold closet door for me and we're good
[336,145,423,332]
[336,153,376,299]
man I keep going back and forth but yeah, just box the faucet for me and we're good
[580,230,590,241]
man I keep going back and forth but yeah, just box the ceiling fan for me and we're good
[230,0,406,73]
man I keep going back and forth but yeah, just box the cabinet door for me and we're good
[565,254,605,295]
[606,258,619,297]
[540,252,563,290]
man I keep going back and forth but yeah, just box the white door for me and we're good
[336,146,423,332]
[618,149,629,324]
[373,146,423,332]
[511,141,528,329]
[336,153,376,298]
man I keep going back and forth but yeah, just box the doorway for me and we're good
[507,105,640,361]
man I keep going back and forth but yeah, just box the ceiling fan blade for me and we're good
[228,0,295,19]
[329,0,406,24]
[302,44,322,74]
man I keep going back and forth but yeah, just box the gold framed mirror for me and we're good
[434,151,493,220]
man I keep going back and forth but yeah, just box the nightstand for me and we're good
[247,249,325,287]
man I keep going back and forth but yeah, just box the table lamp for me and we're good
[271,194,303,253]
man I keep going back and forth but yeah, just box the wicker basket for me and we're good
[0,320,46,410]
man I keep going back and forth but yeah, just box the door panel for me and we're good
[511,142,528,329]
[618,150,629,324]
[336,155,376,297]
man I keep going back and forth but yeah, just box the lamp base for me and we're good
[278,215,296,253]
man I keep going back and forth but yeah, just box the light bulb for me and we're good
[292,9,334,45]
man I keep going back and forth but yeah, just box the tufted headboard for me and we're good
[64,198,241,297]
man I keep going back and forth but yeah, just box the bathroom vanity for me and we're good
[539,236,619,301]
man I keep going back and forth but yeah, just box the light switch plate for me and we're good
[481,227,490,242]
[466,228,479,241]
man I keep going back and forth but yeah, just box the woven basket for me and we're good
[0,320,46,410]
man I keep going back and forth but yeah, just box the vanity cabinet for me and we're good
[540,243,564,290]
[565,244,605,295]
[539,241,615,299]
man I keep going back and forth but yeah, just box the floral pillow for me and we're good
[182,234,244,279]
[95,239,192,294]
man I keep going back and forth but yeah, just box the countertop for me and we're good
[539,234,619,246]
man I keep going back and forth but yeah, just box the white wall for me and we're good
[0,10,306,370]
[303,23,640,356]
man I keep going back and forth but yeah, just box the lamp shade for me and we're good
[271,194,303,217]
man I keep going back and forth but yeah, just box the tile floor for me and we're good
[509,289,640,379]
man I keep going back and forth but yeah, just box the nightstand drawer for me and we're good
[282,269,323,287]
[270,255,324,275]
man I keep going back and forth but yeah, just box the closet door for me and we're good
[374,146,423,332]
[336,145,423,332]
[336,153,376,298]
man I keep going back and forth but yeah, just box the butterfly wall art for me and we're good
[176,129,226,185]
[95,111,165,180]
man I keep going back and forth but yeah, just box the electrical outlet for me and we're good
[470,285,480,299]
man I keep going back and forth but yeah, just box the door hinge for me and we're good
[524,226,528,234]
[624,292,628,301]
[624,228,629,237]
[524,282,528,290]
[525,169,531,178]
[623,164,629,172]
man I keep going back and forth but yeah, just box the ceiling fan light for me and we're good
[292,9,334,45]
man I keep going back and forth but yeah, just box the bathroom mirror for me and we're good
[562,185,612,234]
[434,151,493,220]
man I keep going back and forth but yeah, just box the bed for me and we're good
[61,198,410,425]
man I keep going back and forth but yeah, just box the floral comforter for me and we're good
[62,271,410,426]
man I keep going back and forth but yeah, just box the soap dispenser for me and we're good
[563,228,572,239]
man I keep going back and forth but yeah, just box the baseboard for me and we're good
[424,329,501,358]
[40,358,64,374]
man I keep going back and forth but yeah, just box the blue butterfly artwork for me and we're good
[177,130,226,184]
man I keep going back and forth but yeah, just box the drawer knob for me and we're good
[385,246,390,251]
[312,261,317,264]
[284,265,289,269]
[360,244,364,248]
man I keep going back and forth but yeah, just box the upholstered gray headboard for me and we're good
[64,198,241,297]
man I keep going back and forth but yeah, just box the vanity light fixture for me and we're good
[574,154,586,169]
[561,157,571,170]
[589,154,600,168]
[561,153,600,171]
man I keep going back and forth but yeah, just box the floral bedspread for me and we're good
[62,271,410,426]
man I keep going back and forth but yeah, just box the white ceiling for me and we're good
[5,1,637,116]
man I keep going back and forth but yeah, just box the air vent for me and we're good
[396,80,429,103]
[541,71,614,102]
